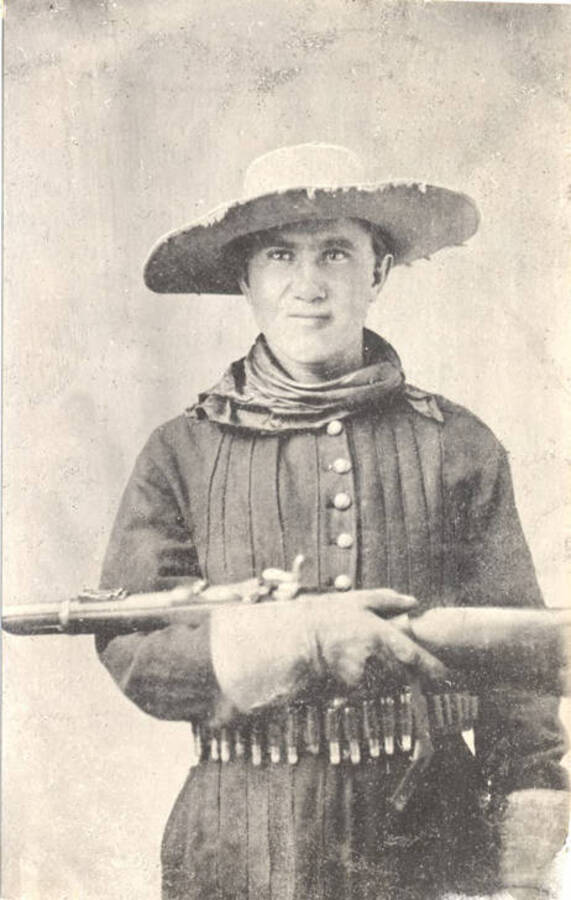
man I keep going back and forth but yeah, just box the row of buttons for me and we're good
[326,420,353,592]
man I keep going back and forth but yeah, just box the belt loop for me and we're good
[268,720,282,764]
[380,696,395,758]
[430,694,445,729]
[220,727,231,763]
[251,721,263,767]
[234,727,246,760]
[304,705,321,756]
[399,688,413,753]
[286,707,299,765]
[190,722,203,767]
[325,701,343,765]
[210,733,220,762]
[362,699,381,759]
[442,693,454,728]
[343,706,361,765]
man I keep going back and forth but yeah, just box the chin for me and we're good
[276,337,337,366]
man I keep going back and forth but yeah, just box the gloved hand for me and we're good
[210,588,450,712]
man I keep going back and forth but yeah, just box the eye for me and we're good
[323,248,349,262]
[266,248,294,262]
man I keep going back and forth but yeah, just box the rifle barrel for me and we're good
[1,587,239,635]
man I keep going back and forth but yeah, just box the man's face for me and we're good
[240,218,387,377]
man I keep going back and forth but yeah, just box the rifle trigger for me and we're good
[77,588,128,603]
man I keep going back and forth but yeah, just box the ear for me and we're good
[239,277,252,303]
[371,253,393,298]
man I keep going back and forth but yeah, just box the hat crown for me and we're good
[242,143,366,199]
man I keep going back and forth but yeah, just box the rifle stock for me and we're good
[406,606,571,696]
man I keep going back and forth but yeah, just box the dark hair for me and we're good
[222,218,393,287]
[356,220,393,284]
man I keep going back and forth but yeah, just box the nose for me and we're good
[292,259,327,302]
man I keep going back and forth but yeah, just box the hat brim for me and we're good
[144,182,479,295]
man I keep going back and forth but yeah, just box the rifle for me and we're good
[3,581,570,695]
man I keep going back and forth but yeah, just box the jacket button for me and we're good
[333,492,352,510]
[326,420,343,436]
[334,574,352,591]
[336,533,354,549]
[332,458,351,474]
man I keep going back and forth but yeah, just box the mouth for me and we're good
[287,313,332,321]
[287,313,332,329]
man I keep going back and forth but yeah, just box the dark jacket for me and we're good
[97,390,567,900]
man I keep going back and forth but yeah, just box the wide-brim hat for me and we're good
[144,143,479,295]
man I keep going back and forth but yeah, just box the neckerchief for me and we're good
[187,329,443,432]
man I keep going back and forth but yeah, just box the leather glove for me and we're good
[210,589,450,713]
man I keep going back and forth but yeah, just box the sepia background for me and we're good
[3,1,570,897]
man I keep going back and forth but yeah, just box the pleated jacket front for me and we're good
[98,393,565,900]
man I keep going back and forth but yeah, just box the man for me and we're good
[97,144,568,899]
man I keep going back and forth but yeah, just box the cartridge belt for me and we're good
[190,690,478,768]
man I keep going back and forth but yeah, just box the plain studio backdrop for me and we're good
[3,1,570,897]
